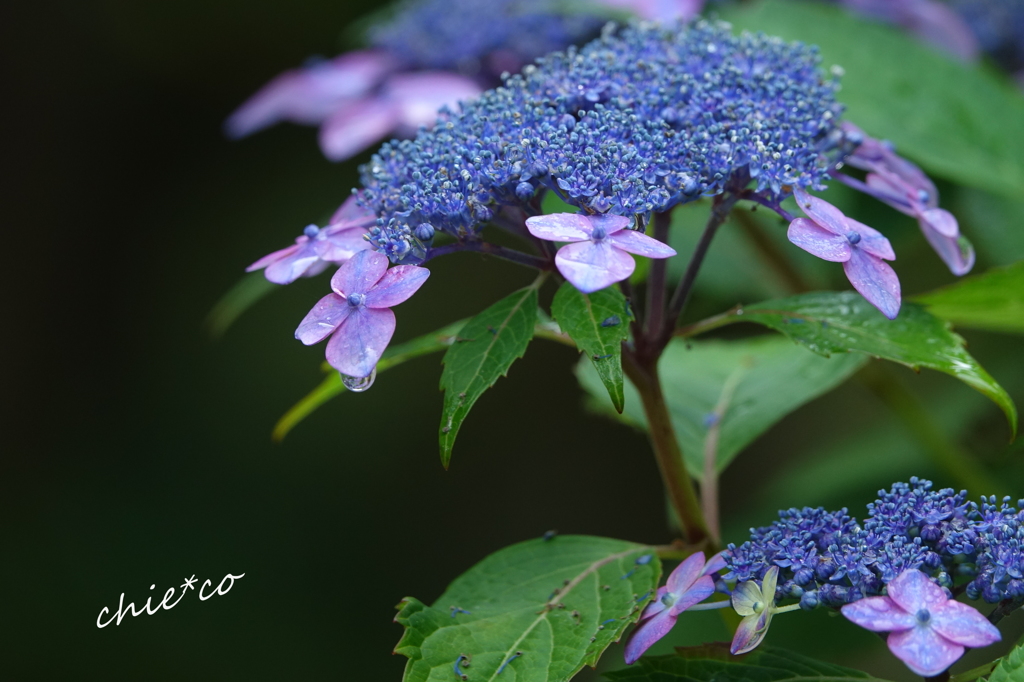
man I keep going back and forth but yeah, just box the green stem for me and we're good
[623,351,713,549]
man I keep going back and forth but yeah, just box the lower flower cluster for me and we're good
[723,478,1024,610]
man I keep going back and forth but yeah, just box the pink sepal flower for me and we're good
[295,251,429,378]
[598,0,705,22]
[788,188,901,319]
[526,213,676,293]
[247,199,377,285]
[623,551,722,664]
[841,569,1000,677]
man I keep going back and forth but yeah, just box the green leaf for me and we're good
[272,320,468,441]
[988,641,1024,682]
[551,283,631,412]
[394,536,660,682]
[913,262,1024,334]
[578,336,866,479]
[604,643,891,682]
[719,0,1024,197]
[205,273,278,339]
[439,286,539,467]
[719,292,1018,435]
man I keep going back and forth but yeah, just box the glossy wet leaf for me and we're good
[720,0,1024,198]
[394,536,660,682]
[714,292,1017,435]
[913,262,1024,334]
[605,643,890,682]
[989,640,1024,682]
[273,320,467,441]
[552,282,631,412]
[578,336,865,480]
[439,286,538,467]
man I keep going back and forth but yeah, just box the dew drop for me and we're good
[341,367,376,393]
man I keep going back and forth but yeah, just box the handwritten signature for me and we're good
[97,572,245,628]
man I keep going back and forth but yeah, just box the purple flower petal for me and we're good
[887,569,948,614]
[669,576,715,616]
[325,307,396,378]
[920,223,975,276]
[247,242,302,273]
[264,248,323,285]
[332,251,389,297]
[329,194,376,226]
[730,610,770,655]
[314,226,372,263]
[589,214,633,235]
[623,610,676,664]
[525,213,593,242]
[224,50,396,138]
[841,596,916,632]
[842,249,901,320]
[930,600,1001,648]
[363,265,430,308]
[608,229,677,258]
[666,552,706,594]
[703,551,727,576]
[555,240,636,293]
[904,0,981,62]
[846,217,896,261]
[794,187,848,236]
[865,173,915,215]
[295,293,352,345]
[919,208,959,238]
[383,72,482,132]
[787,218,853,262]
[319,97,402,162]
[887,626,964,677]
[637,586,669,622]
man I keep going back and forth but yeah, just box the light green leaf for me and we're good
[913,262,1024,334]
[272,320,467,441]
[439,286,539,467]
[988,641,1024,682]
[719,0,1024,197]
[604,643,891,682]
[395,536,660,682]
[578,336,866,479]
[205,273,278,339]
[718,292,1017,435]
[552,283,631,412]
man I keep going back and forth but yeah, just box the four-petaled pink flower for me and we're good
[598,0,705,22]
[623,551,724,664]
[525,213,676,293]
[842,569,1001,677]
[295,251,429,378]
[246,196,376,285]
[225,50,481,162]
[788,187,901,319]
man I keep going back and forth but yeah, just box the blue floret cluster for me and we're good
[724,478,1024,610]
[358,20,850,263]
[368,0,606,73]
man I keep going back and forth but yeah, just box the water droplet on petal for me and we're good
[341,366,376,392]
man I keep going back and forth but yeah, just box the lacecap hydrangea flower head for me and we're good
[249,18,970,381]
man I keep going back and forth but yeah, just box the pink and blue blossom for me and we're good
[623,551,724,663]
[525,213,676,293]
[788,187,901,319]
[841,569,1000,676]
[295,251,429,378]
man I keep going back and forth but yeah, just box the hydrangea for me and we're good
[360,20,849,263]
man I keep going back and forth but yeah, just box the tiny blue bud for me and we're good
[516,182,534,200]
[915,608,931,624]
[917,189,930,205]
[303,224,321,238]
[415,223,435,242]
[347,293,365,307]
[799,591,819,610]
[846,232,861,245]
[591,225,607,240]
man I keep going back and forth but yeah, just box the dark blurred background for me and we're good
[3,1,1022,679]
